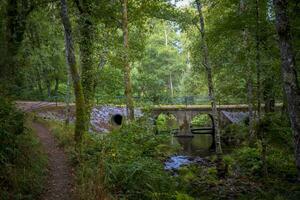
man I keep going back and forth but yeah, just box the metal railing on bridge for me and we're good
[95,95,212,106]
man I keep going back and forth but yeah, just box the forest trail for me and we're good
[32,122,74,200]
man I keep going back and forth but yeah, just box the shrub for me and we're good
[222,123,248,146]
[258,112,293,151]
[232,146,296,179]
[233,147,263,176]
[90,120,177,199]
[0,96,25,169]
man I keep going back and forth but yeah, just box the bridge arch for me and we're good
[153,112,179,134]
[190,113,215,150]
[190,113,214,128]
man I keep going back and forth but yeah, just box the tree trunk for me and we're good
[273,0,300,180]
[2,0,29,90]
[122,0,134,120]
[264,77,276,113]
[65,71,71,125]
[46,80,51,98]
[54,77,59,97]
[247,77,255,137]
[254,2,266,178]
[36,68,44,97]
[196,0,225,178]
[169,73,174,98]
[164,27,174,100]
[75,0,96,123]
[240,0,256,141]
[256,0,262,120]
[60,0,87,144]
[164,28,168,46]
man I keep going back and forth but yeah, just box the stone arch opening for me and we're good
[191,113,214,129]
[190,113,215,150]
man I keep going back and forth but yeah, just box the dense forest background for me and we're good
[2,0,298,104]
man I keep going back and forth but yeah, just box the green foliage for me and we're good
[191,114,211,126]
[156,113,178,132]
[258,112,293,150]
[233,147,263,176]
[132,20,187,103]
[85,120,177,199]
[233,146,297,179]
[45,118,179,199]
[222,123,248,146]
[0,97,25,165]
[18,4,67,100]
[0,98,47,199]
[175,192,194,200]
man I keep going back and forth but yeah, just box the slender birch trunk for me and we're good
[122,0,134,120]
[273,0,300,181]
[195,0,223,157]
[169,73,174,98]
[60,0,86,144]
[164,25,174,99]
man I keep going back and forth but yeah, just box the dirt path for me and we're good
[32,122,74,200]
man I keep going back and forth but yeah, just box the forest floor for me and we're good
[32,122,74,200]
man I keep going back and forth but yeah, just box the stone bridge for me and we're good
[17,101,282,137]
[151,104,251,136]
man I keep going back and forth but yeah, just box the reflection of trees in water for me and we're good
[175,135,213,156]
[156,113,179,132]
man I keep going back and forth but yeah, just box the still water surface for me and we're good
[171,134,213,156]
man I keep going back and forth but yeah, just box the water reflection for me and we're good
[171,134,213,156]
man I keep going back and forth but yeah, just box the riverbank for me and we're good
[36,114,300,199]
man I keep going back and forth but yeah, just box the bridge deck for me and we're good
[150,103,282,112]
[16,101,283,112]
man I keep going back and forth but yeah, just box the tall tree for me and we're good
[60,0,86,144]
[240,0,256,140]
[122,0,134,120]
[1,0,34,92]
[255,0,262,119]
[195,0,224,177]
[273,0,300,180]
[75,0,96,121]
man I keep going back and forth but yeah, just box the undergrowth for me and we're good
[39,117,185,200]
[0,97,47,200]
[39,111,300,200]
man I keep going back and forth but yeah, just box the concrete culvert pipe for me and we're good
[111,114,123,126]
